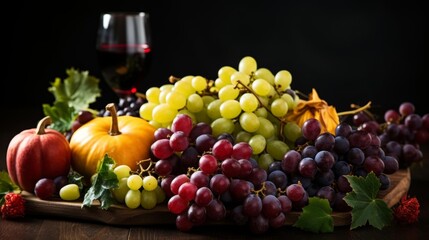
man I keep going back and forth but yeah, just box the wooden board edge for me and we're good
[22,168,411,227]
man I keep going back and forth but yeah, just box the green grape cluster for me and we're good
[112,165,166,209]
[139,56,302,168]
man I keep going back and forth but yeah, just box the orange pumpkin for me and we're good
[6,116,71,192]
[69,103,155,180]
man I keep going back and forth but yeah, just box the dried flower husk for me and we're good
[285,88,339,135]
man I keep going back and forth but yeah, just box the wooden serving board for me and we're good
[22,168,410,227]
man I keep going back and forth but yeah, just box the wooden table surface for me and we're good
[1,109,428,240]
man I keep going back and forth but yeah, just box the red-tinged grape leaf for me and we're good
[293,197,334,233]
[82,154,118,210]
[344,172,393,230]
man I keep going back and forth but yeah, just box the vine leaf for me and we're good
[344,172,393,230]
[293,197,334,233]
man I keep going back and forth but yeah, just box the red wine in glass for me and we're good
[96,12,152,98]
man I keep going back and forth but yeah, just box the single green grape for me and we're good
[254,67,275,85]
[152,103,177,124]
[257,153,274,171]
[274,70,292,91]
[256,117,275,139]
[142,175,158,191]
[191,76,207,91]
[239,112,260,132]
[141,189,158,209]
[113,165,131,180]
[281,93,295,110]
[112,177,129,203]
[211,118,235,137]
[139,102,157,121]
[59,184,80,201]
[219,85,240,101]
[166,91,187,110]
[218,66,236,83]
[127,175,143,191]
[187,93,204,113]
[207,99,223,120]
[252,79,272,97]
[125,189,141,209]
[266,139,290,161]
[283,122,302,143]
[271,98,288,117]
[235,131,253,143]
[172,80,195,97]
[249,134,266,155]
[238,56,257,75]
[220,100,241,119]
[145,87,161,104]
[239,93,259,112]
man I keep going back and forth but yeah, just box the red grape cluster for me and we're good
[151,114,294,233]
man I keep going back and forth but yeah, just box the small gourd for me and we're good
[6,116,71,192]
[69,103,155,180]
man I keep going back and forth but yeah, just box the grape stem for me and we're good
[234,80,287,141]
[251,181,267,198]
[337,101,372,116]
[186,167,199,177]
[136,158,154,176]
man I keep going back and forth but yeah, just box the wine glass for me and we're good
[96,12,152,98]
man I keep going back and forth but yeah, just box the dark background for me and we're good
[1,1,427,169]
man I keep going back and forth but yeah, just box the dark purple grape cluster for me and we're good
[353,102,428,168]
[280,117,397,213]
[97,95,145,117]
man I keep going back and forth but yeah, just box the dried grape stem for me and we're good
[337,101,372,116]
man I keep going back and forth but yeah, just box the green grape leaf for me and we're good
[48,68,101,111]
[293,197,334,233]
[344,172,393,230]
[43,68,101,133]
[82,154,119,210]
[42,101,76,132]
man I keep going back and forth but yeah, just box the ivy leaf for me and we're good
[344,172,393,230]
[82,154,119,210]
[293,197,334,233]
